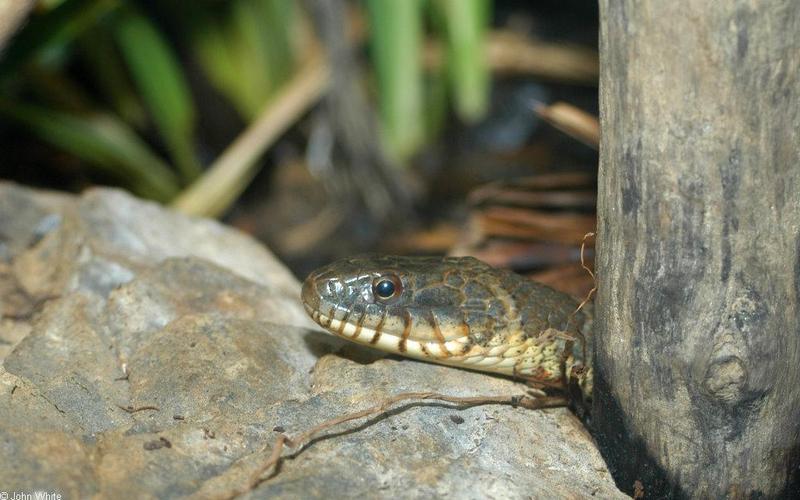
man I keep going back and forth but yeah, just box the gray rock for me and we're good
[0,183,624,499]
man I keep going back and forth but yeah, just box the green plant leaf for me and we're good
[78,27,147,127]
[173,0,297,121]
[228,0,275,118]
[183,7,243,114]
[435,0,491,122]
[259,0,296,91]
[113,7,201,182]
[0,99,179,201]
[366,0,425,160]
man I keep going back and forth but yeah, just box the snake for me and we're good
[301,255,593,399]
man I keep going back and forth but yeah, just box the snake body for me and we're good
[301,255,593,398]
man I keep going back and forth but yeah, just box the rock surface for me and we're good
[0,183,625,499]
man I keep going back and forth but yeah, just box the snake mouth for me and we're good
[310,308,474,360]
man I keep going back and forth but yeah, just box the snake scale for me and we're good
[301,255,593,399]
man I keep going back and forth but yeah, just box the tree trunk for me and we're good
[594,1,800,498]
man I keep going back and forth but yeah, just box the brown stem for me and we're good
[212,391,566,499]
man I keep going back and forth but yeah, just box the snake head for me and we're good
[301,255,498,354]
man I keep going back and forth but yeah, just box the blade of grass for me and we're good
[259,0,296,91]
[113,7,201,183]
[183,6,245,115]
[78,27,147,127]
[365,0,424,160]
[423,4,450,141]
[434,0,491,122]
[181,0,297,121]
[0,99,179,201]
[424,65,448,141]
[228,0,275,119]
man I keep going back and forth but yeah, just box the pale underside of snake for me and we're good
[301,255,593,399]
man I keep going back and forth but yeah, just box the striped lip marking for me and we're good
[312,310,492,368]
[429,311,452,357]
[370,310,387,345]
[323,303,338,328]
[337,308,352,336]
[398,310,412,353]
[352,308,366,339]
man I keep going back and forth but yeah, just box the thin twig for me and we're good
[533,101,600,149]
[574,232,597,315]
[118,405,160,413]
[215,391,566,498]
[171,51,330,217]
[571,232,597,367]
[561,231,596,367]
[423,29,599,84]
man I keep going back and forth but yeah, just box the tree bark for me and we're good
[595,1,800,498]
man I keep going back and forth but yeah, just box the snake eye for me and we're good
[373,275,402,301]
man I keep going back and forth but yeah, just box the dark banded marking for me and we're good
[352,308,366,339]
[322,305,336,328]
[338,308,352,336]
[370,310,387,345]
[398,309,413,353]
[428,311,452,357]
[419,342,430,357]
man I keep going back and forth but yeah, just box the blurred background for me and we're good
[0,0,599,296]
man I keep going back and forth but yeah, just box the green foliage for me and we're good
[434,0,491,122]
[77,27,147,127]
[113,6,200,182]
[183,0,296,120]
[366,0,492,160]
[0,0,493,207]
[366,0,425,160]
[0,99,178,201]
[0,0,119,81]
[0,0,299,207]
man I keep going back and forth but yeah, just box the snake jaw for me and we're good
[312,310,469,361]
[307,308,572,386]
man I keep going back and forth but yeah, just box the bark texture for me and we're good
[595,1,800,498]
